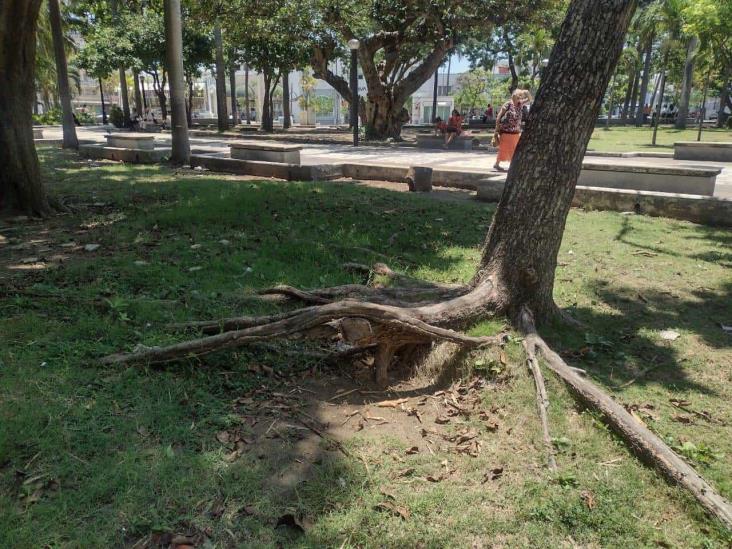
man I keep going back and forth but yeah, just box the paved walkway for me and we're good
[40,126,732,199]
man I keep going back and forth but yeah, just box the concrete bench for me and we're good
[229,141,302,164]
[416,134,474,150]
[578,163,720,196]
[477,163,721,201]
[674,141,732,162]
[33,128,43,139]
[104,133,155,150]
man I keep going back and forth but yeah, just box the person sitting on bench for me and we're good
[444,109,463,148]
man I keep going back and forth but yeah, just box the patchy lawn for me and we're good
[588,125,732,152]
[0,147,730,547]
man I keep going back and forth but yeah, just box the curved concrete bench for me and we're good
[416,134,474,150]
[674,141,732,162]
[104,133,155,150]
[230,141,302,164]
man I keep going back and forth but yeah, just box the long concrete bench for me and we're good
[674,141,732,162]
[33,128,43,139]
[578,163,720,196]
[416,134,474,150]
[104,133,155,150]
[230,141,302,164]
[477,162,721,201]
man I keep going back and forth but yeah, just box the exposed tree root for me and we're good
[521,322,732,530]
[102,299,505,368]
[104,263,732,530]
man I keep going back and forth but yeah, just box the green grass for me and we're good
[1,147,731,547]
[588,125,732,152]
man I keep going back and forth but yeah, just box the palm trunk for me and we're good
[477,0,637,322]
[620,70,636,124]
[164,0,190,164]
[605,75,617,129]
[229,65,238,125]
[652,53,668,146]
[634,37,653,126]
[48,0,78,149]
[282,70,291,129]
[213,22,228,131]
[0,0,49,216]
[675,36,698,130]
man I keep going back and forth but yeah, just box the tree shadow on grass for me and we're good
[544,277,731,397]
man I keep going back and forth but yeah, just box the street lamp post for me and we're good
[348,38,360,146]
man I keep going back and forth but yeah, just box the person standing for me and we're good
[492,89,530,171]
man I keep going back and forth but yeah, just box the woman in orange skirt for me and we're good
[493,89,531,171]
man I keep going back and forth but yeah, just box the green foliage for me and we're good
[33,108,63,125]
[453,68,492,112]
[313,95,334,115]
[109,105,124,128]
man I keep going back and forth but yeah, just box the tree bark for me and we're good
[213,22,228,131]
[99,77,107,124]
[229,65,238,126]
[0,0,50,216]
[634,36,653,126]
[282,70,291,129]
[163,0,190,164]
[244,63,250,124]
[261,72,273,132]
[48,0,78,149]
[186,78,193,127]
[476,0,638,323]
[133,69,144,116]
[675,36,698,130]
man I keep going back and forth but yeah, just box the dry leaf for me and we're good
[482,467,504,482]
[434,416,450,425]
[580,490,596,510]
[405,446,420,455]
[216,431,231,444]
[374,501,410,520]
[376,398,409,408]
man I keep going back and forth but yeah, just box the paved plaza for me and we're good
[40,126,732,199]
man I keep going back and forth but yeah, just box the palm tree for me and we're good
[164,0,190,163]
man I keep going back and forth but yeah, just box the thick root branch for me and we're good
[102,300,505,367]
[521,320,732,530]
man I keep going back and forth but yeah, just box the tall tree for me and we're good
[0,0,49,216]
[282,70,291,129]
[310,0,552,139]
[48,0,79,149]
[109,0,131,126]
[164,0,190,163]
[675,35,698,128]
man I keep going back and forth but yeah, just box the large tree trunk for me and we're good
[48,0,78,149]
[99,77,107,124]
[476,0,638,323]
[133,69,144,116]
[244,63,250,124]
[364,93,406,139]
[282,70,291,129]
[229,65,238,126]
[675,36,698,130]
[634,36,653,127]
[213,22,228,132]
[0,0,50,216]
[164,0,189,165]
[261,73,273,132]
